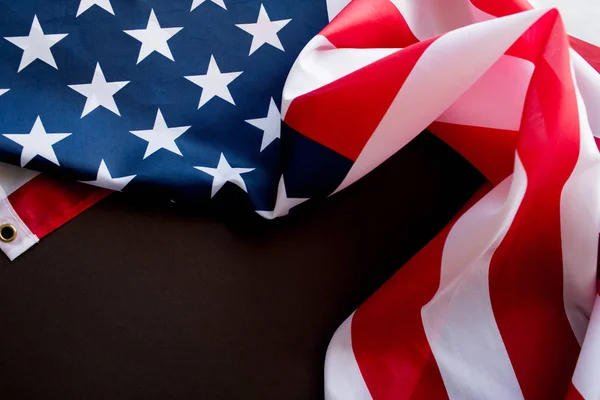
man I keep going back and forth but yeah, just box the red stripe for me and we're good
[8,175,110,238]
[429,122,518,186]
[352,185,491,399]
[321,0,419,49]
[565,383,585,400]
[469,0,531,17]
[285,40,431,161]
[569,36,600,74]
[504,17,552,64]
[488,11,581,399]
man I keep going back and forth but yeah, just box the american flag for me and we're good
[1,0,600,399]
[0,0,350,258]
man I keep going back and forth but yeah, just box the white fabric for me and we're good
[334,9,546,193]
[436,55,534,131]
[325,314,373,400]
[572,295,600,398]
[282,35,398,118]
[559,65,600,344]
[529,0,600,47]
[570,51,600,138]
[0,162,40,260]
[421,157,527,400]
[0,162,39,196]
[0,184,38,261]
[390,0,494,40]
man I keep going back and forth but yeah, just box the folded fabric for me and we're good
[1,1,600,399]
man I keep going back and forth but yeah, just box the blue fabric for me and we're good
[0,0,351,211]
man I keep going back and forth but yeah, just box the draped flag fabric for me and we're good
[0,0,345,258]
[1,0,600,399]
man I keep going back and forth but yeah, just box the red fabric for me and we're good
[352,208,449,399]
[470,0,533,17]
[352,185,490,399]
[285,41,430,161]
[488,12,581,399]
[570,36,600,73]
[321,0,419,49]
[430,122,518,186]
[8,175,110,238]
[565,383,586,400]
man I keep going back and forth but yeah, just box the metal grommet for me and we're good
[0,223,17,243]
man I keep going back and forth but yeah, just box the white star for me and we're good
[81,159,136,191]
[184,55,242,108]
[194,153,254,198]
[256,176,308,219]
[191,0,227,11]
[76,0,115,17]
[68,63,129,118]
[124,9,183,64]
[3,116,71,167]
[0,89,9,97]
[130,109,191,159]
[236,4,291,55]
[245,97,281,152]
[4,16,68,72]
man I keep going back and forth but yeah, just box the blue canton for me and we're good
[0,0,352,212]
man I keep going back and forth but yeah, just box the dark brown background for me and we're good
[0,133,482,400]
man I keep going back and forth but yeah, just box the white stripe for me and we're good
[281,35,398,118]
[570,50,600,138]
[436,55,534,131]
[558,58,600,344]
[572,295,600,399]
[0,184,38,261]
[528,0,600,47]
[325,313,373,400]
[325,0,351,21]
[421,155,527,400]
[389,0,495,41]
[0,161,40,196]
[334,9,547,194]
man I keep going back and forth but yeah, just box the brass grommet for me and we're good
[0,223,17,243]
